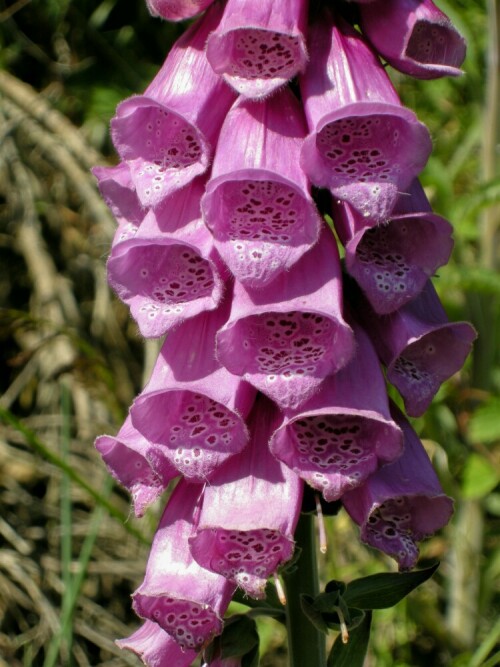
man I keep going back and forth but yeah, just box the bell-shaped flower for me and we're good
[202,89,321,287]
[216,227,354,410]
[333,180,453,314]
[270,320,403,502]
[300,11,432,224]
[359,0,466,79]
[145,0,215,22]
[133,480,236,650]
[92,163,143,227]
[116,620,198,666]
[352,280,477,417]
[111,3,236,208]
[189,395,303,599]
[205,0,308,99]
[95,415,177,518]
[343,404,454,570]
[130,300,255,481]
[107,177,225,338]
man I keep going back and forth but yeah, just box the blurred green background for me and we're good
[0,0,498,665]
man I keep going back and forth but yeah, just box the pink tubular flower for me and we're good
[300,12,432,224]
[352,280,477,417]
[133,480,235,651]
[130,302,255,481]
[116,620,198,666]
[95,415,177,518]
[201,89,321,287]
[205,0,308,99]
[216,227,354,410]
[359,0,466,79]
[333,180,454,314]
[92,163,143,226]
[270,320,403,502]
[107,177,225,338]
[145,0,215,22]
[111,3,236,208]
[189,395,303,599]
[343,404,454,570]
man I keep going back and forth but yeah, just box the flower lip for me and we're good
[95,416,177,518]
[387,321,477,417]
[207,27,307,98]
[132,479,235,650]
[145,0,216,21]
[111,98,210,207]
[205,0,308,99]
[116,620,198,667]
[202,169,321,287]
[132,388,250,481]
[189,395,303,599]
[272,410,402,502]
[301,102,432,223]
[343,212,454,315]
[359,0,466,80]
[107,230,223,339]
[343,404,454,570]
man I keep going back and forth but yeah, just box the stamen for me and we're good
[315,493,327,554]
[274,572,287,606]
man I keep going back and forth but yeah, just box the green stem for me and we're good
[283,513,326,667]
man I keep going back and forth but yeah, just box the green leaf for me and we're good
[242,644,260,667]
[468,398,500,443]
[220,615,259,659]
[300,595,330,634]
[311,589,341,613]
[462,453,500,499]
[327,611,372,667]
[343,563,439,610]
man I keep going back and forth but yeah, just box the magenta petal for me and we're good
[95,416,177,517]
[360,0,466,79]
[334,181,454,314]
[92,163,143,226]
[190,396,303,599]
[343,405,454,570]
[107,179,224,338]
[216,228,354,410]
[131,303,255,480]
[116,620,198,666]
[300,13,431,223]
[270,321,403,501]
[111,4,236,207]
[145,0,215,21]
[202,91,321,287]
[133,480,235,650]
[206,0,308,98]
[354,281,477,417]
